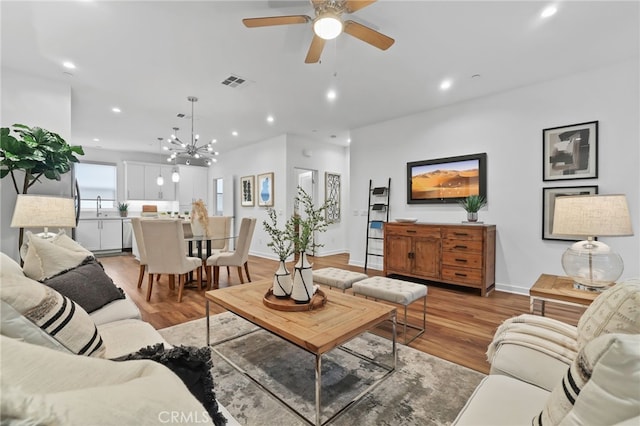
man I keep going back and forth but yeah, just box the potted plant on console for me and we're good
[459,195,487,223]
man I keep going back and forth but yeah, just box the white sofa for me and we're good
[0,248,238,426]
[453,279,640,425]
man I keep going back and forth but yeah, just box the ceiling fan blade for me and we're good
[305,35,326,63]
[243,15,311,28]
[344,0,377,13]
[343,20,394,50]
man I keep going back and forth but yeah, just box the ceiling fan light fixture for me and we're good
[314,13,343,40]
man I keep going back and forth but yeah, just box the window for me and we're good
[75,163,117,209]
[214,178,223,216]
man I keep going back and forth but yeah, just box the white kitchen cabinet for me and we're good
[125,161,176,201]
[178,165,209,211]
[125,163,145,200]
[76,219,123,252]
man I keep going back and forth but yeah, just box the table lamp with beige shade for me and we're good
[10,195,77,252]
[552,194,633,291]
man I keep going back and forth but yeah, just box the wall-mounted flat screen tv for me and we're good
[407,153,487,204]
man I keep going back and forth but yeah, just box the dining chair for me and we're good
[205,217,256,289]
[131,217,162,288]
[208,216,232,253]
[140,219,203,302]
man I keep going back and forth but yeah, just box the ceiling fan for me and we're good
[242,0,394,63]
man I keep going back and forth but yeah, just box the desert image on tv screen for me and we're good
[411,159,480,200]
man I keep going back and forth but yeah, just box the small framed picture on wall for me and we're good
[257,172,274,207]
[542,185,598,240]
[543,121,598,181]
[240,175,254,207]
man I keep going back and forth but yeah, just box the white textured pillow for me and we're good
[22,232,92,281]
[52,231,93,255]
[1,336,213,426]
[577,279,640,349]
[535,333,640,425]
[0,273,105,357]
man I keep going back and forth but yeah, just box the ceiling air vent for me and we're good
[221,74,248,88]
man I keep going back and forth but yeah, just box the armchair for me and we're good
[453,279,640,425]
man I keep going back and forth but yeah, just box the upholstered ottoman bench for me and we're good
[352,276,427,344]
[312,267,369,292]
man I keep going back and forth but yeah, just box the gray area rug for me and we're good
[159,313,484,426]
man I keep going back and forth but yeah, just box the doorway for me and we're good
[293,167,317,255]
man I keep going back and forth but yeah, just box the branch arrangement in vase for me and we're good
[263,207,295,262]
[289,186,333,255]
[191,199,210,236]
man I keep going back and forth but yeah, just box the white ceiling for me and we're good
[2,1,638,158]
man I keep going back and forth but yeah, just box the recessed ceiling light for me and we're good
[211,139,217,144]
[232,131,238,137]
[327,90,337,101]
[92,138,99,142]
[541,5,557,18]
[440,80,452,90]
[112,107,121,113]
[266,115,274,123]
[63,61,76,69]
[347,138,351,144]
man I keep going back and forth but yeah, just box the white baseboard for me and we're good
[495,282,530,296]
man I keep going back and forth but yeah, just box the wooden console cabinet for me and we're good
[384,223,496,296]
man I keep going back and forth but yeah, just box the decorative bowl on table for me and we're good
[395,218,418,223]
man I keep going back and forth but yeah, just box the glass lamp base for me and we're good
[573,282,612,292]
[561,240,623,291]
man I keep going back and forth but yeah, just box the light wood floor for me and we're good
[100,253,583,374]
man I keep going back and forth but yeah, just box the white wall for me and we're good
[349,60,640,294]
[213,135,288,259]
[1,70,72,261]
[286,134,349,256]
[213,133,349,260]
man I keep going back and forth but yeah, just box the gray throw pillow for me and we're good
[43,259,125,313]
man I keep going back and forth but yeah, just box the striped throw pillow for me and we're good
[534,333,640,425]
[0,272,106,357]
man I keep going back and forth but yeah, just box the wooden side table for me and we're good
[529,274,600,316]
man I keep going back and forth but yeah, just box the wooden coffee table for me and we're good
[205,280,397,426]
[529,274,600,315]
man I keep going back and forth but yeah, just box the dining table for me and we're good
[184,234,237,259]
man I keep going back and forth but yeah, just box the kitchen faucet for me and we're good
[96,196,102,217]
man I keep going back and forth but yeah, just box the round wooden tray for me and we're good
[263,288,327,311]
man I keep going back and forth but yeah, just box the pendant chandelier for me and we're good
[164,96,219,166]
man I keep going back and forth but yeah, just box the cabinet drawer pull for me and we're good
[455,272,467,277]
[454,232,469,236]
[406,230,417,233]
[454,245,468,249]
[455,258,467,263]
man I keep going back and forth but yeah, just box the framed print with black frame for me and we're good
[257,172,274,207]
[543,121,598,181]
[240,175,254,207]
[542,185,598,241]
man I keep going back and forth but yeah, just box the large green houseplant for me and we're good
[1,124,84,247]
